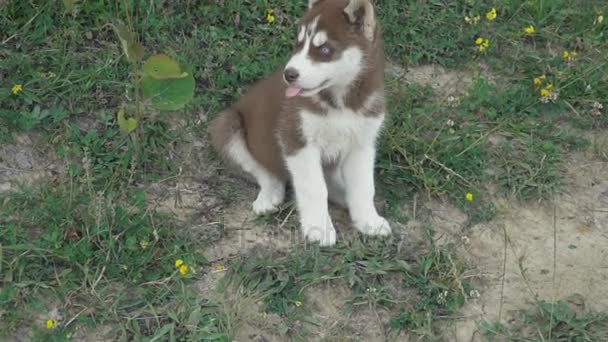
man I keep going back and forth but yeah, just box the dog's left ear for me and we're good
[344,0,376,41]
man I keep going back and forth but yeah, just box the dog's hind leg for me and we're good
[208,109,285,214]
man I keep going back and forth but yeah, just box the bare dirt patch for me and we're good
[387,62,473,99]
[0,133,63,193]
[424,150,608,341]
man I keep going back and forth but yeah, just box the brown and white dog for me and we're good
[208,0,390,246]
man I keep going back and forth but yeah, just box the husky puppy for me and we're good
[208,0,390,246]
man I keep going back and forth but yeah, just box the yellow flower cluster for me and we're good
[465,8,497,24]
[562,50,578,61]
[46,319,56,330]
[139,239,149,249]
[533,75,546,87]
[174,259,190,276]
[468,8,497,52]
[464,15,481,25]
[266,9,275,25]
[540,84,553,98]
[11,84,23,95]
[524,25,535,35]
[534,75,557,103]
[475,37,490,52]
[486,8,497,21]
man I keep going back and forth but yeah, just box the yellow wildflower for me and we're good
[540,88,552,98]
[486,8,497,21]
[139,239,149,249]
[46,319,57,330]
[216,264,225,271]
[533,75,546,86]
[598,14,604,25]
[174,259,184,268]
[465,193,474,202]
[540,83,557,103]
[562,50,577,61]
[524,25,535,35]
[464,15,481,25]
[11,84,23,95]
[476,38,490,52]
[265,9,275,25]
[179,264,189,275]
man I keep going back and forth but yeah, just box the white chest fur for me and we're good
[299,107,384,162]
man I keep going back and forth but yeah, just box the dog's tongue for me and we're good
[285,86,302,98]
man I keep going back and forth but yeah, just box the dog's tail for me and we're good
[207,108,243,157]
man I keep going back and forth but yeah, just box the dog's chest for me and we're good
[299,108,383,161]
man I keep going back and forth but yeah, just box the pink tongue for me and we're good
[285,86,302,98]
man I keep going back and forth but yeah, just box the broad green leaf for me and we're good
[142,69,195,111]
[117,108,137,134]
[143,54,188,79]
[113,23,145,63]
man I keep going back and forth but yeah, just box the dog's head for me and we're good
[284,0,378,98]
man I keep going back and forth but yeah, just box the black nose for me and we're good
[284,68,299,83]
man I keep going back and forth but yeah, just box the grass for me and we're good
[226,233,471,340]
[1,0,607,340]
[480,299,608,341]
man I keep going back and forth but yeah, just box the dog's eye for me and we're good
[319,45,331,55]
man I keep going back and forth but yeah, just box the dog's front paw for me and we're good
[303,224,337,247]
[355,215,392,236]
[252,189,284,215]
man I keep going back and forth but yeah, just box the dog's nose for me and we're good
[284,68,299,83]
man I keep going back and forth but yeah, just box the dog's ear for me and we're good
[344,0,376,41]
[308,0,321,8]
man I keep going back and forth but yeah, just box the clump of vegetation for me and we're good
[480,299,608,341]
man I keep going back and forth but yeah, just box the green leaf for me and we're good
[142,69,195,111]
[113,23,145,63]
[117,108,137,134]
[143,54,188,79]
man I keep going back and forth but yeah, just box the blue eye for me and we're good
[320,45,331,55]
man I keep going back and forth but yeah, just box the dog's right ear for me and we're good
[308,0,321,8]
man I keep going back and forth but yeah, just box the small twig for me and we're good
[64,307,89,328]
[455,125,501,158]
[278,205,296,230]
[412,193,417,221]
[424,154,475,188]
[498,223,508,322]
[91,265,106,295]
[549,206,558,341]
[563,100,582,117]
